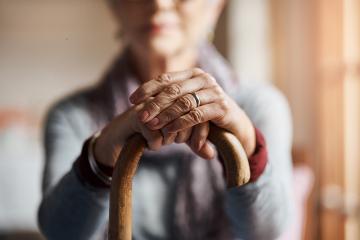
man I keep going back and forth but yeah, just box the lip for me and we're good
[145,22,179,35]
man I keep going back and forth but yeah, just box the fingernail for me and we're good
[140,110,149,122]
[129,94,137,103]
[149,117,160,127]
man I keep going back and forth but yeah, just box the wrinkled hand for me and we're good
[129,68,256,158]
[133,97,215,160]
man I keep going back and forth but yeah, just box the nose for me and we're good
[152,0,176,10]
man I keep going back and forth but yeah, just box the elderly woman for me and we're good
[38,0,294,239]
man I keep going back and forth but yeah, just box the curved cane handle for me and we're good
[108,123,250,240]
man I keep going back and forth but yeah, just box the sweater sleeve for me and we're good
[37,101,109,240]
[225,83,295,240]
[247,127,268,182]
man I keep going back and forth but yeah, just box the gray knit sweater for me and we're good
[38,44,294,240]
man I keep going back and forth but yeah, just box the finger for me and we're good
[193,85,225,105]
[198,141,215,160]
[147,87,223,130]
[138,73,217,123]
[187,139,215,160]
[161,129,178,145]
[129,68,204,104]
[164,102,226,133]
[146,93,197,130]
[175,127,192,143]
[189,122,209,151]
[138,123,163,151]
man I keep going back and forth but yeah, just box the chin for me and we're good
[146,36,185,57]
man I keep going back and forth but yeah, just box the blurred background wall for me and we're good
[0,0,118,118]
[0,1,118,238]
[0,0,359,239]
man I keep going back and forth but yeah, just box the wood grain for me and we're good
[109,123,250,240]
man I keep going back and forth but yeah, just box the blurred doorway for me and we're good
[271,0,360,239]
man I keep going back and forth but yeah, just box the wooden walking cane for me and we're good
[108,123,251,240]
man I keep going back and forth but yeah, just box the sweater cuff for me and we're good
[74,137,114,189]
[248,127,268,182]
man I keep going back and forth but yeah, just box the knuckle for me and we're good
[173,118,186,130]
[175,132,184,143]
[152,79,164,89]
[202,73,217,86]
[175,136,183,143]
[162,131,173,145]
[157,73,172,83]
[163,84,181,98]
[163,108,177,122]
[176,129,191,143]
[148,101,161,112]
[177,95,194,111]
[161,114,172,124]
[213,85,223,95]
[143,96,156,105]
[219,98,230,111]
[189,109,203,123]
[193,67,204,75]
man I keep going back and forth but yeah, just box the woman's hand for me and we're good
[129,68,257,157]
[92,97,213,167]
[93,100,164,167]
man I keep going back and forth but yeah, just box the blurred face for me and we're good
[111,0,223,57]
